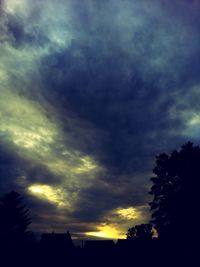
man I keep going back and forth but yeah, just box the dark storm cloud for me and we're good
[39,0,200,174]
[6,14,49,48]
[0,140,62,192]
[0,142,23,191]
[71,175,150,222]
[1,0,200,237]
[36,0,200,233]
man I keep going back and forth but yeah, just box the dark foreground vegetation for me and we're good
[0,142,198,266]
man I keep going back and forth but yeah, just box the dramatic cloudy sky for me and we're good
[0,0,200,239]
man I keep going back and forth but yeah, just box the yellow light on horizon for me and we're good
[85,225,126,239]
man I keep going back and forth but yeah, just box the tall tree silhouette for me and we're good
[127,224,153,240]
[0,191,32,245]
[149,142,199,241]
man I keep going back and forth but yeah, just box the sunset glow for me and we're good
[85,225,126,239]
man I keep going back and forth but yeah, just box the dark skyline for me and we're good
[0,0,200,239]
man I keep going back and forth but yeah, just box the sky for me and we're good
[0,0,200,240]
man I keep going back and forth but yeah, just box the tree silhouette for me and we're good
[149,142,199,241]
[126,224,153,240]
[0,191,32,246]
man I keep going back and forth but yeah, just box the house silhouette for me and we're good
[40,231,74,251]
[84,240,115,251]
